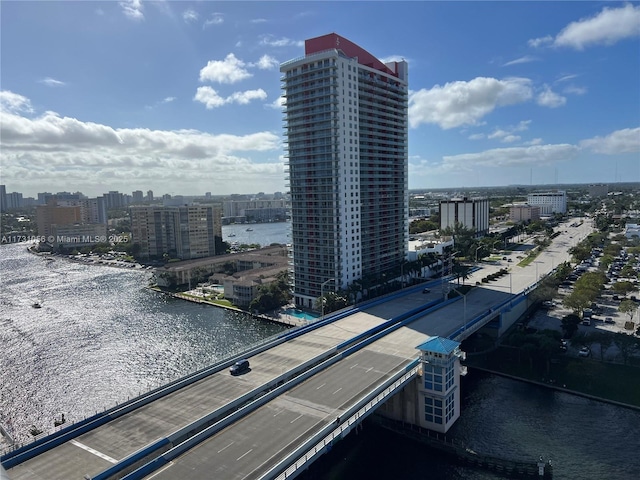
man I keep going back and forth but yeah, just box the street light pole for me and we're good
[320,278,335,322]
[475,245,482,264]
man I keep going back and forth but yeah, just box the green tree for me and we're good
[619,299,638,322]
[561,314,581,338]
[612,281,637,296]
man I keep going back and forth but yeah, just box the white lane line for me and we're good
[366,367,373,373]
[237,449,253,461]
[350,363,359,369]
[316,383,326,390]
[290,414,303,424]
[333,387,342,395]
[218,442,234,453]
[147,462,175,479]
[70,439,118,464]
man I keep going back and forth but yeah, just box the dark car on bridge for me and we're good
[230,359,250,375]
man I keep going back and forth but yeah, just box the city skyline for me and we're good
[1,1,639,198]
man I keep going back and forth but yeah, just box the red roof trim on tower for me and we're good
[305,33,397,77]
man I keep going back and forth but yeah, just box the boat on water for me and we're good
[228,233,236,237]
[32,302,42,309]
[246,228,254,231]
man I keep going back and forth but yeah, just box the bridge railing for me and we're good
[266,361,420,480]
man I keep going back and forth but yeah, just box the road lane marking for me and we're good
[237,449,253,461]
[350,363,359,369]
[70,439,118,464]
[316,383,326,390]
[290,414,303,424]
[333,387,342,395]
[218,442,234,453]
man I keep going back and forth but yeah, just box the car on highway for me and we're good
[229,359,250,375]
[422,288,431,294]
[578,346,591,357]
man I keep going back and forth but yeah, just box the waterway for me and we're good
[2,225,640,479]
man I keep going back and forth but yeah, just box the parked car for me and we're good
[422,288,431,294]
[605,317,615,324]
[578,346,591,357]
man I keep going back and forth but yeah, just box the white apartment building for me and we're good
[526,191,567,215]
[130,205,222,260]
[439,197,489,236]
[281,33,409,309]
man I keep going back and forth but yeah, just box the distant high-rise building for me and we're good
[439,197,490,236]
[132,190,144,204]
[0,185,6,212]
[527,191,567,215]
[146,190,154,203]
[37,192,53,205]
[104,191,125,209]
[130,205,222,260]
[281,33,409,309]
[5,192,23,210]
[36,200,82,237]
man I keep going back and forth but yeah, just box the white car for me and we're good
[578,346,590,357]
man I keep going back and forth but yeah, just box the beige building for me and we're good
[36,201,82,237]
[510,204,541,222]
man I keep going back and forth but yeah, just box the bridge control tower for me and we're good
[416,336,466,433]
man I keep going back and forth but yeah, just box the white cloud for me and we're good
[555,3,640,50]
[259,35,304,48]
[0,90,34,114]
[39,77,66,87]
[251,18,267,24]
[193,86,266,108]
[442,144,579,171]
[203,13,224,28]
[468,133,485,141]
[488,120,531,142]
[183,9,198,23]
[529,4,640,50]
[119,0,144,21]
[255,54,279,70]
[408,77,533,129]
[524,138,543,146]
[380,55,407,64]
[528,35,553,48]
[502,55,539,66]
[537,85,566,108]
[556,74,579,83]
[199,54,252,84]
[563,85,587,95]
[267,96,285,110]
[0,91,283,195]
[161,96,176,103]
[580,127,640,154]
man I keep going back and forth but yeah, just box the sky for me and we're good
[1,1,639,198]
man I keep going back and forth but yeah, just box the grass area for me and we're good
[466,346,640,407]
[208,298,234,307]
[517,251,539,267]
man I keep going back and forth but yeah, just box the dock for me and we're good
[371,415,553,478]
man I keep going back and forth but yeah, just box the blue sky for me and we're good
[1,1,639,198]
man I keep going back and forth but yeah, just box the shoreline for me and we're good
[148,286,308,328]
[468,365,640,412]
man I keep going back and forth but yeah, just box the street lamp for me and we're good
[320,278,335,321]
[475,245,483,264]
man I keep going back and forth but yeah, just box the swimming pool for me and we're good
[282,308,320,321]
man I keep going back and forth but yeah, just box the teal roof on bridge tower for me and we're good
[416,336,460,354]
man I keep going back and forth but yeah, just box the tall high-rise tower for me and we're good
[281,33,409,310]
